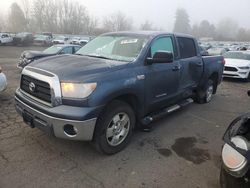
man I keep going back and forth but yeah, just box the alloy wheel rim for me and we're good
[206,85,213,102]
[106,112,130,146]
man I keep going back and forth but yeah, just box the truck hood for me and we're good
[30,54,129,81]
[21,50,55,59]
[225,58,250,67]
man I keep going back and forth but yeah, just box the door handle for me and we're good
[172,65,181,71]
[196,62,203,67]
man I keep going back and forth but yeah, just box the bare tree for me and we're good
[8,3,27,32]
[103,11,133,32]
[192,20,216,39]
[32,0,46,32]
[216,18,239,40]
[0,13,6,32]
[173,8,191,34]
[140,20,154,30]
[57,0,90,34]
[85,16,99,35]
[237,28,250,42]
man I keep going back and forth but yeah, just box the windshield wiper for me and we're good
[75,54,113,60]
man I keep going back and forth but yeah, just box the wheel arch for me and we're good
[209,72,219,94]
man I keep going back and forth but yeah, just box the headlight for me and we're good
[61,82,97,99]
[222,136,249,177]
[23,58,33,64]
[238,66,250,69]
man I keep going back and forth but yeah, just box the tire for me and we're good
[93,100,135,154]
[195,79,214,104]
[220,166,249,188]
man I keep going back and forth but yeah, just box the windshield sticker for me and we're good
[121,39,138,44]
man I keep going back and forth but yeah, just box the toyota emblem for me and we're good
[29,82,36,92]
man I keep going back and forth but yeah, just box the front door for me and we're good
[144,36,181,112]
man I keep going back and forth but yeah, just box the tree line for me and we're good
[173,8,250,41]
[0,0,138,35]
[0,1,250,41]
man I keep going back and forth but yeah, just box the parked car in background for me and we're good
[207,47,228,55]
[17,44,81,69]
[79,38,89,46]
[69,37,89,46]
[33,34,52,46]
[13,32,33,46]
[42,32,53,38]
[0,66,7,92]
[15,31,224,154]
[0,33,13,45]
[223,51,250,81]
[199,46,209,56]
[69,37,81,45]
[52,35,69,44]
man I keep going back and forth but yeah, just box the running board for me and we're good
[141,98,193,125]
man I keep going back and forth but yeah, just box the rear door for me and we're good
[177,37,203,91]
[145,36,181,111]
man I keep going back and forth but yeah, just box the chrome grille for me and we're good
[21,75,51,103]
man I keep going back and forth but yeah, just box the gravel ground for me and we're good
[0,46,250,188]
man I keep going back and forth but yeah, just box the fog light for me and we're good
[222,136,249,177]
[63,124,77,137]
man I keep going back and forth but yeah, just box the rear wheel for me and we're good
[195,79,214,104]
[93,100,135,154]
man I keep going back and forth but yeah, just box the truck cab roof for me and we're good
[103,31,194,39]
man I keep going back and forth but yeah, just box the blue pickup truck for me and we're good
[15,31,224,154]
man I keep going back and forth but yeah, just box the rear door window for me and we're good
[61,47,73,54]
[177,37,197,59]
[74,46,81,53]
[150,37,174,58]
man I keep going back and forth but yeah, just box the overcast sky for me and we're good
[1,0,250,31]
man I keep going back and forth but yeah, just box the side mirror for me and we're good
[59,51,65,54]
[247,90,250,97]
[146,51,173,65]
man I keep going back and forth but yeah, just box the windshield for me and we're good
[35,35,47,40]
[43,46,62,54]
[224,52,250,60]
[76,35,149,62]
[54,36,65,40]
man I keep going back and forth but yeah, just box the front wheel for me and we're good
[93,100,135,154]
[195,79,214,104]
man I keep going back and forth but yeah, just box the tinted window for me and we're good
[177,37,196,58]
[74,46,81,53]
[43,46,62,54]
[150,37,174,57]
[61,47,73,54]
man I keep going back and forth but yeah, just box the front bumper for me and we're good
[223,70,250,79]
[0,73,7,92]
[15,96,97,141]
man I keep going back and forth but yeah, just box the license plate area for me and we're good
[23,110,35,128]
